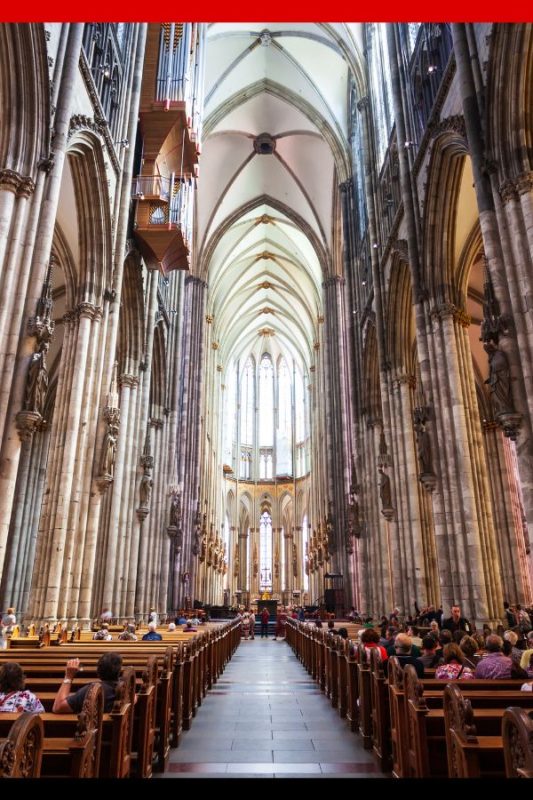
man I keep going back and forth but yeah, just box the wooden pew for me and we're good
[0,682,103,778]
[369,646,391,772]
[388,656,410,777]
[403,665,533,778]
[0,713,43,778]
[502,706,533,778]
[357,643,373,749]
[443,683,505,778]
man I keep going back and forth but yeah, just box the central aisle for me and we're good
[165,637,382,778]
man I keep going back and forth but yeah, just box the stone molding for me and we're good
[62,302,103,324]
[0,168,36,197]
[499,171,533,203]
[429,302,470,326]
[428,113,466,141]
[119,373,139,389]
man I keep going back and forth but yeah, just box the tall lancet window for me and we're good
[240,358,254,479]
[302,514,309,591]
[223,363,237,469]
[259,354,274,479]
[259,510,273,591]
[295,368,306,477]
[277,358,292,475]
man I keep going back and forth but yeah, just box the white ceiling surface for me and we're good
[199,23,363,375]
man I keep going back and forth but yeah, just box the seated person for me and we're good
[359,627,388,662]
[168,622,177,632]
[435,643,475,680]
[0,662,44,713]
[392,633,425,677]
[118,623,137,641]
[326,619,338,636]
[417,634,441,669]
[474,634,514,679]
[93,624,112,641]
[183,620,197,632]
[459,635,479,669]
[142,622,162,641]
[337,627,349,640]
[175,615,187,625]
[53,652,122,713]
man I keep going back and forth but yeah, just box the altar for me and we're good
[255,598,277,620]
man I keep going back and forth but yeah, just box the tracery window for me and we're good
[259,511,273,591]
[302,515,309,592]
[367,23,394,166]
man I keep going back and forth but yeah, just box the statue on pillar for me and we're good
[484,340,513,416]
[378,466,394,519]
[101,419,118,478]
[24,342,49,416]
[139,472,153,506]
[169,491,181,527]
[292,542,298,577]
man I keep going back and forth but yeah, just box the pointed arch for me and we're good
[150,321,167,417]
[118,255,145,377]
[67,131,113,306]
[200,193,331,278]
[203,78,350,182]
[486,23,533,179]
[422,133,470,304]
[0,23,50,176]
[386,256,414,373]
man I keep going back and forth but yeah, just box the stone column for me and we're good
[452,23,533,544]
[29,303,100,620]
[100,373,137,612]
[0,25,84,579]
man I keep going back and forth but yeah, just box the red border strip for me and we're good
[2,1,530,23]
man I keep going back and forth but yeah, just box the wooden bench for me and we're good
[0,682,103,778]
[502,706,533,778]
[403,665,533,778]
[0,713,43,778]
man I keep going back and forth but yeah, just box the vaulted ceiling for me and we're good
[196,23,364,373]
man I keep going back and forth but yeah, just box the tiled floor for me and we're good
[163,638,383,778]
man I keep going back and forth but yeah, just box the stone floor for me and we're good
[162,637,383,779]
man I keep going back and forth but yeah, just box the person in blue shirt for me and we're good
[142,622,162,641]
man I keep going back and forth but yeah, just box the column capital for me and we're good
[185,275,208,289]
[516,171,533,195]
[0,168,36,197]
[119,373,139,389]
[393,372,416,388]
[429,302,471,327]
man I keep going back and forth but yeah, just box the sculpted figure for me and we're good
[484,341,513,415]
[139,473,153,506]
[378,467,392,508]
[416,426,433,474]
[25,343,49,415]
[101,427,117,477]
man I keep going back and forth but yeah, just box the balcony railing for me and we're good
[132,175,170,202]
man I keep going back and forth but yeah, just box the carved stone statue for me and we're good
[416,425,433,474]
[484,341,513,416]
[378,467,392,509]
[292,543,298,577]
[101,426,117,477]
[25,343,49,415]
[139,473,153,506]
[169,492,181,527]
